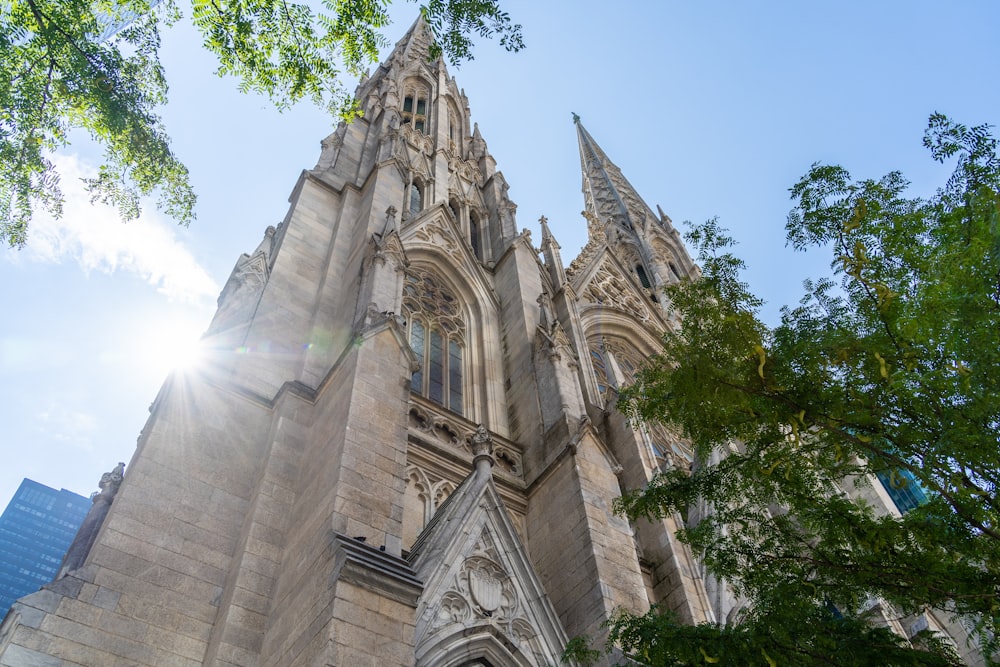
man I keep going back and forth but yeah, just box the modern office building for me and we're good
[0,480,89,617]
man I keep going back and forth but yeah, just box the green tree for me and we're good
[579,115,1000,666]
[0,0,522,247]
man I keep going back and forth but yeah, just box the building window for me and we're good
[589,338,639,395]
[402,87,429,133]
[404,269,465,415]
[469,211,481,260]
[409,182,423,215]
[669,262,681,281]
[635,263,651,289]
[876,468,928,513]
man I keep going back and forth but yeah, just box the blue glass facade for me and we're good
[0,479,90,617]
[876,468,929,514]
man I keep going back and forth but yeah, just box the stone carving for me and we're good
[448,154,483,186]
[435,591,471,627]
[400,122,434,155]
[493,445,521,476]
[410,218,462,261]
[470,424,493,461]
[58,463,126,578]
[581,260,652,323]
[458,556,516,620]
[317,131,343,170]
[536,292,555,333]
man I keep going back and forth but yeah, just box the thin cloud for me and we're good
[10,154,219,303]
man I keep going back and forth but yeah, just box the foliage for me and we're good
[1,0,523,247]
[605,115,1000,666]
[564,602,959,667]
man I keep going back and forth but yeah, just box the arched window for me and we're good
[589,338,639,395]
[402,82,430,133]
[469,211,481,260]
[410,182,423,215]
[404,269,465,415]
[635,263,651,289]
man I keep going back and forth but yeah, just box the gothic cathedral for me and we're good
[0,17,979,667]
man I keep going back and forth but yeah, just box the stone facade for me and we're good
[0,17,983,667]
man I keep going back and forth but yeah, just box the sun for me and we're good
[139,314,208,379]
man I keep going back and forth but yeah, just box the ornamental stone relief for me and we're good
[581,261,652,323]
[425,529,549,664]
[400,122,435,155]
[410,218,462,262]
[409,406,464,449]
[448,154,483,186]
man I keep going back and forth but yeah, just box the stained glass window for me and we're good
[403,269,466,415]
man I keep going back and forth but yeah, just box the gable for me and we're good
[408,463,569,667]
[400,204,498,311]
[572,246,668,332]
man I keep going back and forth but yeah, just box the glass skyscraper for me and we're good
[0,479,90,617]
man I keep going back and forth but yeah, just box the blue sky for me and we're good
[2,1,999,505]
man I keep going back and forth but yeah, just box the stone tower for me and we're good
[0,18,735,667]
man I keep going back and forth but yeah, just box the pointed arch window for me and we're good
[409,182,423,215]
[402,83,430,133]
[404,269,465,415]
[469,211,481,260]
[589,338,639,396]
[635,263,651,289]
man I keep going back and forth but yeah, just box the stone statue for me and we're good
[57,463,126,578]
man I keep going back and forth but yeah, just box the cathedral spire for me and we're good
[387,13,438,65]
[575,116,657,235]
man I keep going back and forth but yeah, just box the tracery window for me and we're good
[402,83,430,133]
[404,269,465,415]
[589,338,639,394]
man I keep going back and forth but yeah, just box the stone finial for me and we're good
[470,424,494,473]
[383,206,398,235]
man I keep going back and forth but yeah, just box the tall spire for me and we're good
[385,13,438,66]
[575,117,658,234]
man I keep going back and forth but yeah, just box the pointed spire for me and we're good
[387,13,438,67]
[538,215,566,285]
[576,118,658,236]
[539,215,559,249]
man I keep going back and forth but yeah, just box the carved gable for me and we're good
[408,463,568,667]
[573,248,659,326]
[400,206,496,305]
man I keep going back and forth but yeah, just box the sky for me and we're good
[2,0,999,506]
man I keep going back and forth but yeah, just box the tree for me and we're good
[0,0,523,247]
[572,115,1000,666]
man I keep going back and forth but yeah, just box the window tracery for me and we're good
[589,338,640,394]
[404,268,466,415]
[402,81,430,133]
